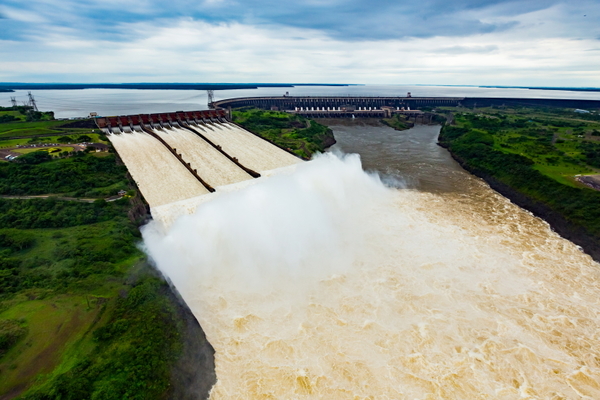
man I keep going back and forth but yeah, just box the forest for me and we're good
[439,106,600,258]
[0,152,128,197]
[0,139,194,399]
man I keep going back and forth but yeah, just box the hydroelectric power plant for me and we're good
[98,100,600,399]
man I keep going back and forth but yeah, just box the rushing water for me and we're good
[142,122,600,399]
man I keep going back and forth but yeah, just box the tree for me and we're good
[16,151,51,164]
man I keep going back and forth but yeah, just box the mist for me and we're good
[141,152,600,399]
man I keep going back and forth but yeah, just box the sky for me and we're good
[0,0,598,86]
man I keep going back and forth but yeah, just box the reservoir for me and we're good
[143,121,600,399]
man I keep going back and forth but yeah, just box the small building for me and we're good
[87,143,109,152]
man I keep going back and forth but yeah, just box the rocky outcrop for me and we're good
[166,285,216,400]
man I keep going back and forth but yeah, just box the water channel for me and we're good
[143,121,600,399]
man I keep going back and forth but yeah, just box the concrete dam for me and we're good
[212,95,600,117]
[97,106,600,399]
[96,110,301,209]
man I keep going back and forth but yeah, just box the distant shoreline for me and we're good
[0,83,353,91]
[479,85,600,93]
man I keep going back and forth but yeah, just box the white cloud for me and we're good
[0,5,47,23]
[0,16,598,86]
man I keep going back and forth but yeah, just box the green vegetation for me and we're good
[381,114,413,130]
[0,134,106,150]
[0,198,129,229]
[233,109,335,159]
[439,106,600,249]
[0,138,193,399]
[0,106,98,140]
[0,319,28,357]
[0,106,53,123]
[17,277,182,400]
[438,107,600,186]
[0,153,128,197]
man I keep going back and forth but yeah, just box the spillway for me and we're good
[108,131,209,207]
[194,122,300,172]
[151,127,252,188]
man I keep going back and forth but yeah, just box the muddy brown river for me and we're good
[143,121,600,399]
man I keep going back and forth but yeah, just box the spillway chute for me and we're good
[98,110,303,215]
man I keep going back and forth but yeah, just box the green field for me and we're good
[0,110,26,122]
[439,107,600,186]
[0,120,99,139]
[0,106,100,141]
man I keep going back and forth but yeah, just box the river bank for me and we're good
[439,143,600,262]
[437,106,600,264]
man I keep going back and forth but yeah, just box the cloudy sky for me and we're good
[0,0,598,85]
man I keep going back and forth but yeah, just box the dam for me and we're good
[212,95,600,117]
[98,104,600,399]
[95,110,301,209]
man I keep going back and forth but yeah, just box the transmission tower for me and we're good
[27,91,39,111]
[207,90,215,108]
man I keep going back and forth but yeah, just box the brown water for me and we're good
[143,122,600,399]
[328,122,469,193]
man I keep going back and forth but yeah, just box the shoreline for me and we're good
[438,140,600,263]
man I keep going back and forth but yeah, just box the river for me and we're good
[141,121,600,399]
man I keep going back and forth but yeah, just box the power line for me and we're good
[27,91,39,111]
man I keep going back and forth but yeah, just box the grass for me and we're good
[0,111,26,121]
[0,120,102,140]
[0,139,31,148]
[381,114,412,130]
[0,294,105,394]
[534,164,592,187]
[0,219,145,397]
[0,134,107,149]
[12,147,72,155]
[445,106,600,187]
[233,109,334,158]
[0,121,67,138]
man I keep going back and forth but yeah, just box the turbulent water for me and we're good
[142,123,600,399]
